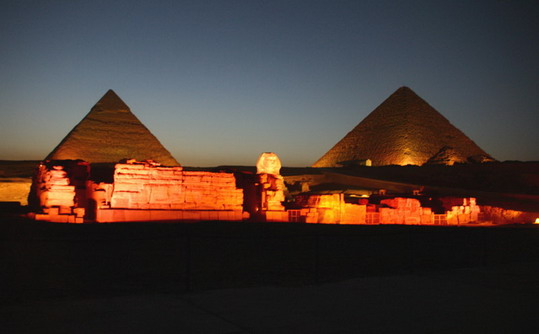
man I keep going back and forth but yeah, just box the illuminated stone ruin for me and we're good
[289,194,492,225]
[28,155,533,225]
[15,87,535,225]
[291,193,365,224]
[378,197,427,225]
[30,159,246,223]
[312,86,494,167]
[28,160,88,223]
[255,152,288,222]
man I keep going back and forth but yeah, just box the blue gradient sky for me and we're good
[1,0,538,166]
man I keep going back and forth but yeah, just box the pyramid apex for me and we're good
[394,86,417,94]
[92,89,130,112]
[386,86,425,104]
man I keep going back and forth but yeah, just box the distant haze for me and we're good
[0,0,538,166]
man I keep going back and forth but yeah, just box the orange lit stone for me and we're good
[256,152,282,175]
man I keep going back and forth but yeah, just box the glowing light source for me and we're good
[534,218,539,224]
[399,157,417,166]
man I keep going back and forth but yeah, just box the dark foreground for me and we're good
[2,261,538,333]
[2,216,539,332]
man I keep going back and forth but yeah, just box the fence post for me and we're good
[481,228,487,267]
[408,228,415,273]
[184,232,191,292]
[314,230,320,283]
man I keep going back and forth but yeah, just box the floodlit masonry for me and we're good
[29,159,245,223]
[312,86,495,167]
[27,154,534,225]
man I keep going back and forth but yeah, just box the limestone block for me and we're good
[34,213,50,221]
[381,197,421,210]
[379,207,402,224]
[446,212,458,225]
[404,216,421,225]
[59,206,73,215]
[210,211,221,220]
[124,210,151,222]
[459,214,470,224]
[421,214,434,225]
[149,186,171,203]
[341,204,366,224]
[304,212,318,224]
[48,184,76,192]
[183,211,201,220]
[148,210,177,221]
[218,211,231,221]
[47,214,71,223]
[265,210,289,222]
[149,203,171,210]
[46,207,60,215]
[73,208,85,218]
[111,196,130,208]
[42,191,75,208]
[114,182,143,192]
[195,203,219,210]
[198,211,210,220]
[380,198,397,209]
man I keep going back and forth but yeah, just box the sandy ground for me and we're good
[1,261,538,333]
[0,177,31,205]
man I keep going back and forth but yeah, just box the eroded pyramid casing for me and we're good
[313,87,493,167]
[46,90,180,166]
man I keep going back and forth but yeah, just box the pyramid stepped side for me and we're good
[313,87,492,167]
[46,90,180,166]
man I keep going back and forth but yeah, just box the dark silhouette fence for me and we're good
[2,218,539,302]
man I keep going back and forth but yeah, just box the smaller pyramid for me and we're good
[313,87,493,167]
[46,90,180,166]
[425,146,466,166]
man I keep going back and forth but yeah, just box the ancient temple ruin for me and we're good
[313,87,494,167]
[29,159,246,223]
[28,154,532,225]
[26,88,534,225]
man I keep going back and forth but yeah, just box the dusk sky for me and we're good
[1,0,538,166]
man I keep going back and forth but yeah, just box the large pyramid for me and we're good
[46,90,180,166]
[313,87,493,167]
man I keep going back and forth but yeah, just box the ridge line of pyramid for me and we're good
[92,89,130,111]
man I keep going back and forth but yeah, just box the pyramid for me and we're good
[425,146,467,166]
[46,90,180,166]
[313,87,493,167]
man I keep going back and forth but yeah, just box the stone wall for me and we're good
[291,194,527,225]
[30,160,245,223]
[89,162,244,222]
[105,163,242,211]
